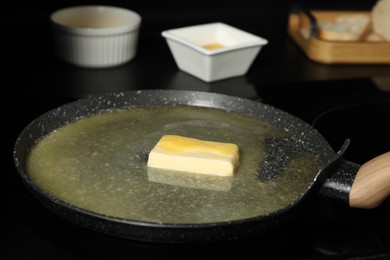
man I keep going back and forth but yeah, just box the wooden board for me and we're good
[288,10,390,64]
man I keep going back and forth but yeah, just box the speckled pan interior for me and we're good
[13,89,337,243]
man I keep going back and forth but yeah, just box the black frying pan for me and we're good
[13,90,390,243]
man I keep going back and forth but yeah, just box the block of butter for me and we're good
[147,135,240,176]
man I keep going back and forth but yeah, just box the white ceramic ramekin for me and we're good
[162,22,268,82]
[51,5,141,68]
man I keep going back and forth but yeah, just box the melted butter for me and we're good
[202,43,224,50]
[26,105,321,224]
[155,135,238,157]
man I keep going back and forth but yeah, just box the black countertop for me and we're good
[3,1,390,259]
[3,0,390,96]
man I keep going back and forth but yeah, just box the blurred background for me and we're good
[2,0,384,96]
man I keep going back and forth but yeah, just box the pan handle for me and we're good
[349,151,390,209]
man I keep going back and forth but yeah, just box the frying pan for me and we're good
[13,89,390,243]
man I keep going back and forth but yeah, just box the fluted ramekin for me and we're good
[51,5,141,68]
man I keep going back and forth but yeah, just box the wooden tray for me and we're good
[288,6,390,64]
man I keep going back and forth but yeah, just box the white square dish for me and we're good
[162,22,268,82]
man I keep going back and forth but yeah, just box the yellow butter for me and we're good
[147,135,239,176]
[202,43,225,50]
[156,135,238,156]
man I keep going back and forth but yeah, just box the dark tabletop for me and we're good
[3,0,390,96]
[3,0,390,259]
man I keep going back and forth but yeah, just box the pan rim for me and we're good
[13,89,338,242]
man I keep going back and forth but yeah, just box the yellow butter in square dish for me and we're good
[147,135,240,176]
